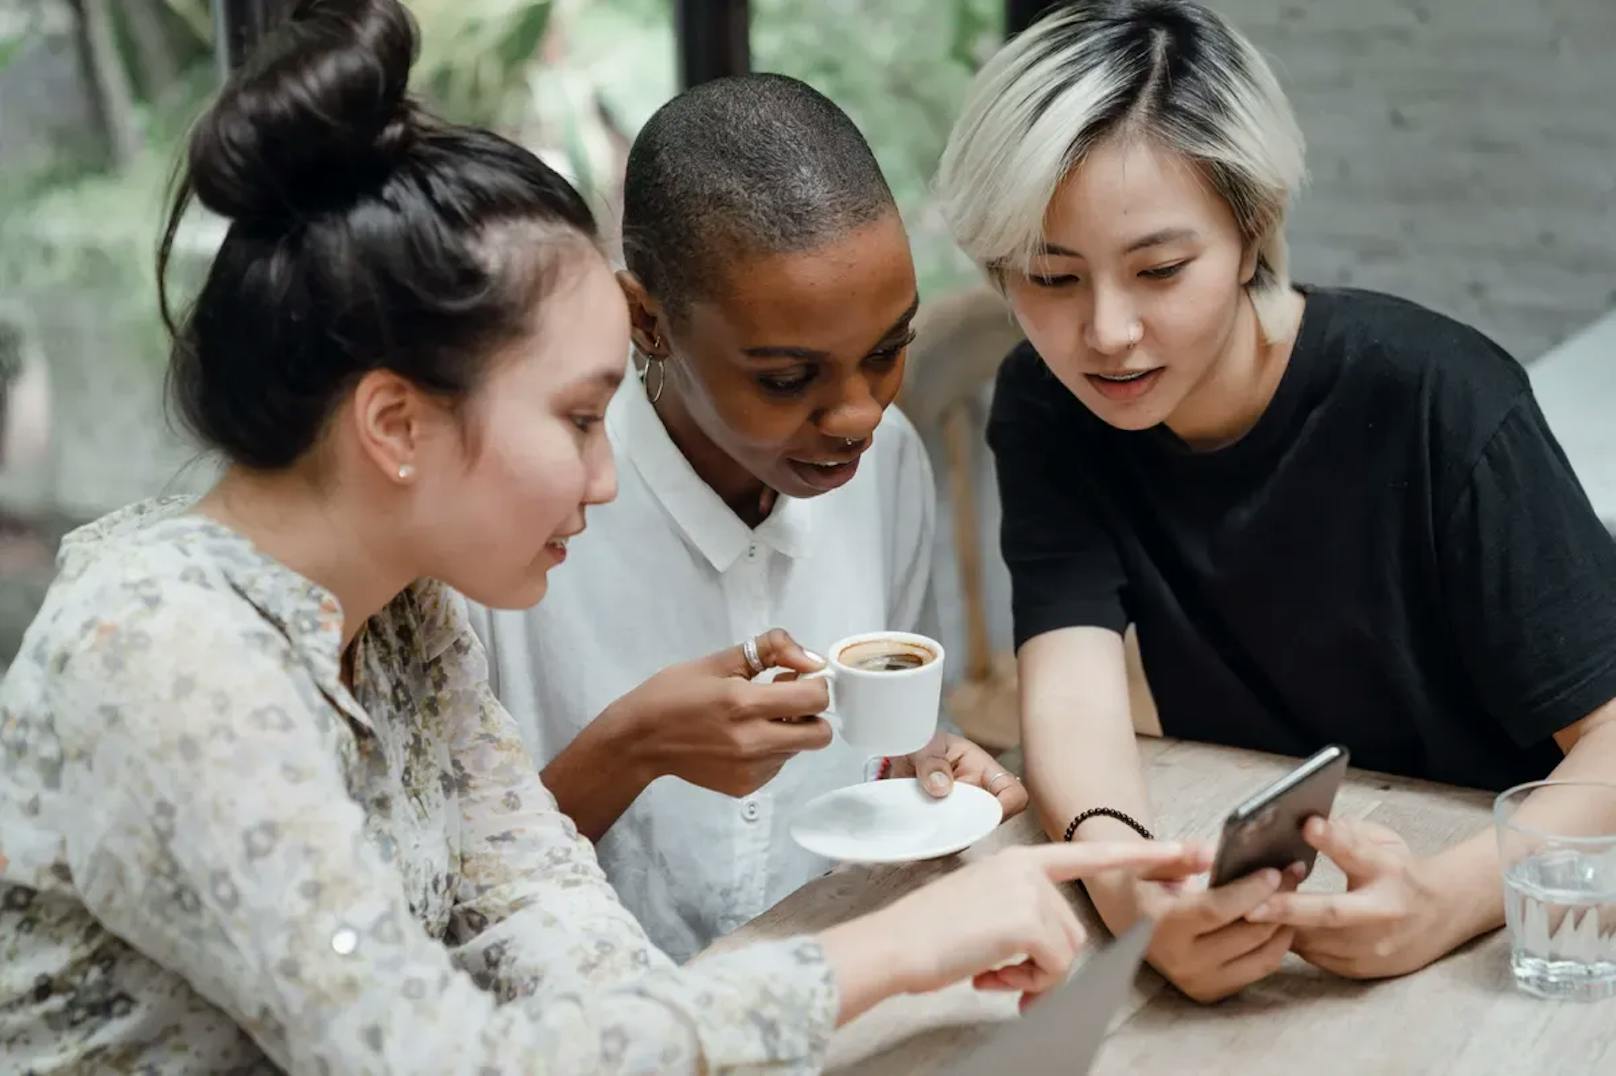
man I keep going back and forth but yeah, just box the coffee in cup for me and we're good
[836,638,938,673]
[805,631,946,755]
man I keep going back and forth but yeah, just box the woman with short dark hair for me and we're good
[471,73,1029,962]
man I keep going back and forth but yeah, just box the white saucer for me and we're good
[789,778,1004,864]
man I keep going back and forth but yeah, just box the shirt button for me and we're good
[746,543,757,560]
[741,800,761,822]
[330,927,359,956]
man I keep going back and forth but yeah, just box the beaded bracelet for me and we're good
[876,756,893,780]
[1064,806,1154,843]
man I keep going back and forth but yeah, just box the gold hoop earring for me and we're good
[640,335,666,404]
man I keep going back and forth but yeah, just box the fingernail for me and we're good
[927,772,950,793]
[1250,902,1272,920]
[803,650,826,668]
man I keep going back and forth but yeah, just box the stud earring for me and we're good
[396,464,415,482]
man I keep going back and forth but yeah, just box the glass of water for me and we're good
[1495,780,1616,1001]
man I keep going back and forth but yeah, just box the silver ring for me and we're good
[985,771,1017,791]
[742,636,764,676]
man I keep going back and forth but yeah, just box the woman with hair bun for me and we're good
[0,1,1206,1071]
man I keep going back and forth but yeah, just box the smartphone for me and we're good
[1209,744,1350,888]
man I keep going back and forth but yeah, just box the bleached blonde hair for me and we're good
[937,0,1306,339]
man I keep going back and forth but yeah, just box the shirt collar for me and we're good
[137,502,376,734]
[610,369,814,572]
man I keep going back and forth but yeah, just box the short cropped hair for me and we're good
[936,0,1305,338]
[622,73,896,317]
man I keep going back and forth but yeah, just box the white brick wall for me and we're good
[1217,0,1616,359]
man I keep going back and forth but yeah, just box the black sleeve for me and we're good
[1440,391,1616,746]
[987,348,1128,650]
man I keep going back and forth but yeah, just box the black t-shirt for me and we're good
[989,285,1616,791]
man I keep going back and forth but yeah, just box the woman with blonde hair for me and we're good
[937,0,1616,1001]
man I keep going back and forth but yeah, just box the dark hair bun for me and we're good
[188,0,418,221]
[161,0,600,472]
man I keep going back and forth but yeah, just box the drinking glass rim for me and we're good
[1494,779,1616,843]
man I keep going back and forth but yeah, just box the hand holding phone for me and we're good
[1209,745,1349,888]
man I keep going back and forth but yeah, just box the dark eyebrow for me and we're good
[1124,227,1198,254]
[741,293,921,361]
[1036,229,1199,259]
[740,343,829,361]
[876,294,922,344]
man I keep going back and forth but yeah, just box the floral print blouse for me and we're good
[0,499,837,1073]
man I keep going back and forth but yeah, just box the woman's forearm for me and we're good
[1429,701,1616,949]
[1019,627,1156,930]
[541,707,657,843]
[1021,629,1152,830]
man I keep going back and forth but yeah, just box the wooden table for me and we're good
[717,738,1615,1075]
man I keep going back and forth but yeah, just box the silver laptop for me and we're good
[936,919,1155,1075]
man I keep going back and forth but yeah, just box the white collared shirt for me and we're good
[469,379,935,961]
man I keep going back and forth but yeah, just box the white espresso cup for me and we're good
[804,631,945,755]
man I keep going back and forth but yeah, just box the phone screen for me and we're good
[1209,745,1350,888]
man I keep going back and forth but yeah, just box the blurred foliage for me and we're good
[0,1,50,73]
[0,0,216,366]
[0,0,1001,379]
[0,26,29,70]
[545,0,1002,292]
[752,0,1002,295]
[1,0,573,369]
[159,0,213,45]
[412,0,555,127]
